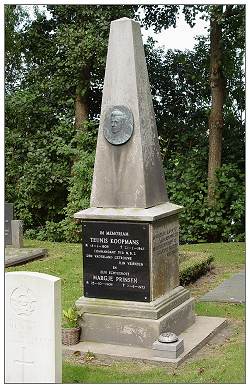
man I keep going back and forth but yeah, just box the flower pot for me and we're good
[62,326,81,346]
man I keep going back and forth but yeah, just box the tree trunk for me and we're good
[208,6,225,204]
[75,67,90,130]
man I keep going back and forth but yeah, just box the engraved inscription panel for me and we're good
[83,221,150,302]
[103,105,134,145]
[153,223,179,257]
[151,216,180,299]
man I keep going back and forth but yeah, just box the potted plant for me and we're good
[62,306,81,346]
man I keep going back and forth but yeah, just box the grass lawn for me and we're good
[5,240,245,383]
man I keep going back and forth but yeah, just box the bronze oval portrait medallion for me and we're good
[103,105,134,145]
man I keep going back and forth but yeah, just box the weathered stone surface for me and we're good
[78,297,195,348]
[90,17,168,208]
[11,220,23,248]
[5,272,62,383]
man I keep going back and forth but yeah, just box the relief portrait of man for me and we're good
[103,105,134,145]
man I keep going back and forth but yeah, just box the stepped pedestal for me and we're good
[75,204,195,348]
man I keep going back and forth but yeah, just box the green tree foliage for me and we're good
[142,4,245,205]
[5,5,29,92]
[143,5,245,242]
[5,91,74,228]
[61,121,98,243]
[5,5,245,243]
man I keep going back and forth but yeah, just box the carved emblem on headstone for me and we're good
[10,286,37,316]
[103,105,134,145]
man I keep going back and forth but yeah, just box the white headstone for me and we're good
[5,272,62,383]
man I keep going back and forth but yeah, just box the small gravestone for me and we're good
[5,203,24,248]
[5,272,62,383]
[4,206,47,267]
[5,203,13,246]
[11,220,24,248]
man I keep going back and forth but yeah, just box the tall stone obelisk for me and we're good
[90,17,168,208]
[74,18,195,349]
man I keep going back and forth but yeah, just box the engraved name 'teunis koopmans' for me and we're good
[88,228,142,246]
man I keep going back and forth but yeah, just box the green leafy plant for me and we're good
[62,306,81,329]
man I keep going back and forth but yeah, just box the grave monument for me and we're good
[5,272,62,383]
[5,202,23,248]
[74,17,195,349]
[4,202,14,246]
[4,203,48,267]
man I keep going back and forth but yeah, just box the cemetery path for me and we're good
[200,270,245,303]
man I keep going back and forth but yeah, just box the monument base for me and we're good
[63,316,227,366]
[74,203,195,348]
[76,286,195,348]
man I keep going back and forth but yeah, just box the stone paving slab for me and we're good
[200,271,245,303]
[63,316,227,366]
[5,247,48,268]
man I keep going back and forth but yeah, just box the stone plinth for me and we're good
[74,203,195,348]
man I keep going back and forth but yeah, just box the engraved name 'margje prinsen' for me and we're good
[103,105,134,145]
